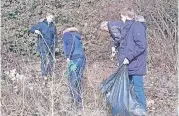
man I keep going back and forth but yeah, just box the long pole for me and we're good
[39,33,55,116]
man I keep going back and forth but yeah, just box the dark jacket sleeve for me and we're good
[30,23,41,33]
[126,23,147,61]
[63,33,75,58]
[108,21,123,47]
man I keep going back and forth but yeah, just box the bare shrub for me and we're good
[1,0,177,116]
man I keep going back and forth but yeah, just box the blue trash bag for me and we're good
[99,64,146,116]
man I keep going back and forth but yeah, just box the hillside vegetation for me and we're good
[1,0,178,116]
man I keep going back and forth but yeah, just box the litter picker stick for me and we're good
[39,32,56,115]
[39,33,55,61]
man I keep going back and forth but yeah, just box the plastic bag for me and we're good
[99,64,146,116]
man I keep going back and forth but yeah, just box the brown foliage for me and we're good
[1,0,177,116]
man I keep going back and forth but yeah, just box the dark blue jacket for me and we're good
[30,19,58,52]
[62,32,85,60]
[108,20,147,75]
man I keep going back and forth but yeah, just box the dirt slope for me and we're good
[1,0,178,116]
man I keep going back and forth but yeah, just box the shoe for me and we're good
[132,108,147,116]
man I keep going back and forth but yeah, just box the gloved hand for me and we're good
[35,52,41,57]
[35,30,41,35]
[111,47,116,60]
[111,47,116,56]
[66,58,70,64]
[55,48,59,53]
[123,58,129,65]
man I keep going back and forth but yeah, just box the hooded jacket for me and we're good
[62,31,85,60]
[30,19,58,52]
[108,19,147,75]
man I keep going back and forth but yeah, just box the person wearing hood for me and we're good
[101,7,147,116]
[30,13,59,80]
[62,26,86,109]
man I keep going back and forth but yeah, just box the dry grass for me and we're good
[1,0,178,116]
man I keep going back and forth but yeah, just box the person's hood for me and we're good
[135,15,147,30]
[135,15,145,22]
[63,27,79,34]
[63,31,81,40]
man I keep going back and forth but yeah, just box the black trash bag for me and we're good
[99,64,146,116]
[129,85,147,116]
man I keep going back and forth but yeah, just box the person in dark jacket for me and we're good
[30,13,59,80]
[62,27,86,108]
[101,7,147,115]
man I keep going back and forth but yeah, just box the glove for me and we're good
[55,48,59,53]
[110,47,117,61]
[112,47,116,55]
[66,58,70,64]
[123,58,129,65]
[35,30,41,35]
[111,47,117,56]
[35,52,41,57]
